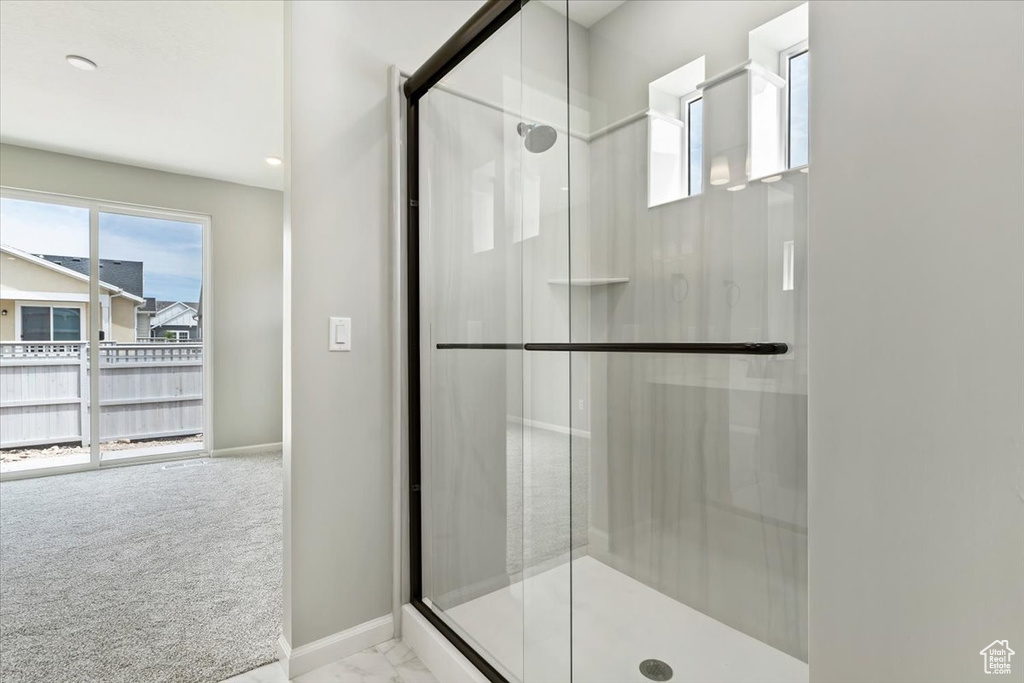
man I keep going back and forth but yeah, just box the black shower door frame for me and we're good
[404,2,525,681]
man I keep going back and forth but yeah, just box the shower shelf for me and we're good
[546,277,630,286]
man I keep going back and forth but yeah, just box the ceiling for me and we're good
[0,1,284,191]
[540,0,627,28]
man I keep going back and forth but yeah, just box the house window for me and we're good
[170,331,190,341]
[648,56,705,207]
[686,96,703,196]
[20,305,82,341]
[783,43,809,168]
[647,93,704,206]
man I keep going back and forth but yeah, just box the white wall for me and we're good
[586,0,804,129]
[0,143,284,451]
[808,2,1024,681]
[285,0,485,649]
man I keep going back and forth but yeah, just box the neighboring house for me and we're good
[0,245,145,343]
[150,300,200,340]
[137,297,158,337]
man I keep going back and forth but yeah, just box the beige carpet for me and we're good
[0,452,282,683]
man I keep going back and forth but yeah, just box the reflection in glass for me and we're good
[649,115,687,206]
[53,308,82,340]
[20,306,51,341]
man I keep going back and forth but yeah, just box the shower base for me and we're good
[443,556,808,683]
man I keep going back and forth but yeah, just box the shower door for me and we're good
[410,2,807,682]
[415,2,574,681]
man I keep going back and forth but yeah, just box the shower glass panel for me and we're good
[418,2,572,680]
[578,65,807,681]
[413,2,807,681]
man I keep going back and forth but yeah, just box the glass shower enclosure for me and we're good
[405,1,808,681]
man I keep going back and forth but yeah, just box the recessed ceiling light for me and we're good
[265,156,283,166]
[66,55,97,71]
[761,174,783,183]
[726,184,747,192]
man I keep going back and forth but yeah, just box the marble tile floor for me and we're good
[219,640,438,683]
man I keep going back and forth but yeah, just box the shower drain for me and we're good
[639,659,673,681]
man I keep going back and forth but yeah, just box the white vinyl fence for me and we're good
[0,342,203,449]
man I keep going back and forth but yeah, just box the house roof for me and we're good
[39,254,144,299]
[0,244,145,303]
[156,300,199,313]
[150,300,199,329]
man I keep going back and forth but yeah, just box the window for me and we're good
[648,56,705,207]
[783,43,809,168]
[647,94,703,206]
[1,190,209,475]
[19,305,82,341]
[687,96,703,195]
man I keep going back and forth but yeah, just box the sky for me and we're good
[0,197,202,302]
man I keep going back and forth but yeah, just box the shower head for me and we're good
[517,122,557,153]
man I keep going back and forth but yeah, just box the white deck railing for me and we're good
[0,341,86,360]
[101,343,202,365]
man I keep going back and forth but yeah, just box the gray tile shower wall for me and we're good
[585,116,808,661]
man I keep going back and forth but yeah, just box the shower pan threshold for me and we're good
[445,556,808,683]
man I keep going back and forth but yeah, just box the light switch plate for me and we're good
[329,317,351,352]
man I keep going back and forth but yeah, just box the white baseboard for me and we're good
[277,614,394,679]
[401,603,488,683]
[210,442,282,457]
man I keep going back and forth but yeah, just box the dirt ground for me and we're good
[0,434,204,463]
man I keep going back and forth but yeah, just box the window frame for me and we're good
[780,40,809,170]
[646,89,704,208]
[682,91,704,197]
[15,302,85,342]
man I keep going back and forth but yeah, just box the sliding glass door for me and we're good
[0,195,93,474]
[98,209,206,463]
[0,190,210,477]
